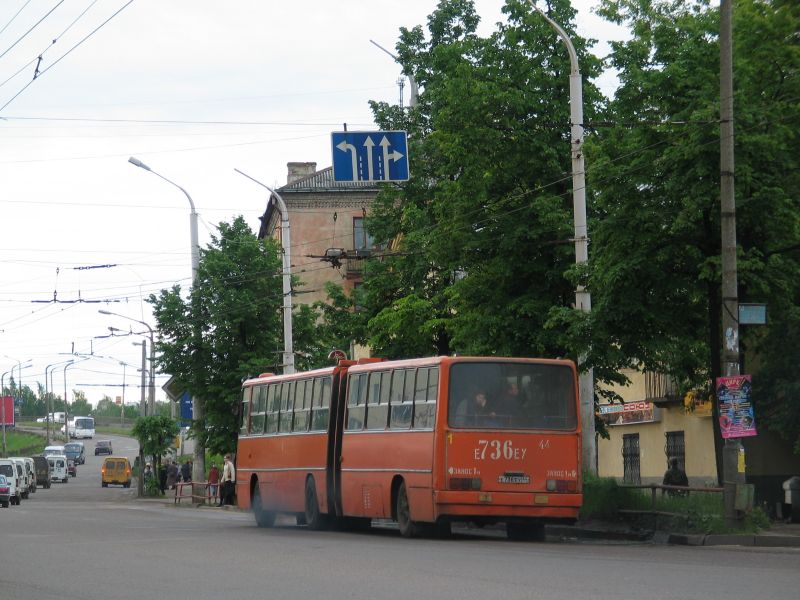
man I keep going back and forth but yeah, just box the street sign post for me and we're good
[331,131,409,182]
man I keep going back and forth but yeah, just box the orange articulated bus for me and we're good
[236,356,582,540]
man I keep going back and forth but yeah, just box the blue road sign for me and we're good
[331,130,409,182]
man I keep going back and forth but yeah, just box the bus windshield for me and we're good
[448,361,577,430]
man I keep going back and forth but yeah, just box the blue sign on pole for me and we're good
[179,391,193,425]
[331,131,409,182]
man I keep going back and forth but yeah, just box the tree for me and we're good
[69,390,92,417]
[131,415,179,494]
[149,216,317,460]
[590,0,800,453]
[342,0,608,372]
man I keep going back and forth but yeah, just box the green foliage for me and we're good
[149,216,318,455]
[131,415,179,460]
[344,0,606,366]
[590,0,800,449]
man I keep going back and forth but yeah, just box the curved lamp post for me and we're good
[2,358,32,456]
[528,1,595,473]
[99,309,156,416]
[234,168,295,375]
[127,157,205,486]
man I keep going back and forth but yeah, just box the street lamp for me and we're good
[369,39,419,107]
[128,157,199,280]
[234,168,295,375]
[98,309,156,416]
[2,358,32,456]
[45,358,74,444]
[59,360,75,442]
[132,341,147,417]
[128,156,205,485]
[529,1,596,473]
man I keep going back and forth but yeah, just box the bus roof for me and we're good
[346,355,575,374]
[242,365,339,387]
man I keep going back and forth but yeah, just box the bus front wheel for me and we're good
[396,481,422,538]
[252,483,275,528]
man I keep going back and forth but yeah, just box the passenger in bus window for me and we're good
[455,389,497,426]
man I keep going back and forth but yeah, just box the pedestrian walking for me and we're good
[208,462,220,501]
[181,459,192,483]
[166,461,179,490]
[219,454,235,507]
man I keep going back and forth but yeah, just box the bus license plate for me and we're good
[498,474,530,484]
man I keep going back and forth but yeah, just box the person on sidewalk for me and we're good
[218,454,235,507]
[166,460,179,490]
[662,457,689,496]
[180,459,192,483]
[208,462,220,502]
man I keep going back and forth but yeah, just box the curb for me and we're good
[667,532,800,548]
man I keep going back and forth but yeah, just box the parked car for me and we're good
[47,455,68,483]
[0,459,22,504]
[14,457,37,494]
[9,458,29,499]
[95,440,113,456]
[0,474,11,507]
[44,445,66,457]
[101,457,131,488]
[64,442,86,465]
[33,456,51,489]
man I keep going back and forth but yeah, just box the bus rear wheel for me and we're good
[304,477,327,530]
[252,483,275,528]
[396,481,422,538]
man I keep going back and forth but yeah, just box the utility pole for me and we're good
[719,0,744,527]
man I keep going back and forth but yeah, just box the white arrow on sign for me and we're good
[380,136,404,180]
[336,140,358,180]
[363,136,375,181]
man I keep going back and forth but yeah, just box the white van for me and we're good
[9,458,30,499]
[44,445,66,457]
[0,459,23,504]
[10,457,36,494]
[48,455,68,483]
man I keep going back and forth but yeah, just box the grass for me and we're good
[1,429,47,457]
[580,472,770,535]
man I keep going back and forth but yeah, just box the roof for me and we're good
[278,166,380,193]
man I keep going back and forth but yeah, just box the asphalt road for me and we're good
[1,433,798,600]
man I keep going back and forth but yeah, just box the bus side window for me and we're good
[310,376,330,431]
[414,367,438,429]
[366,371,389,430]
[279,381,295,433]
[239,387,252,435]
[346,374,366,430]
[250,385,266,435]
[293,379,310,432]
[265,384,279,434]
[390,369,413,429]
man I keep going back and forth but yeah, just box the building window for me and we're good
[665,430,686,471]
[622,433,641,484]
[353,217,374,250]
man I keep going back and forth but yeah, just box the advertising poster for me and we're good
[598,401,659,427]
[716,375,757,438]
[1,396,14,427]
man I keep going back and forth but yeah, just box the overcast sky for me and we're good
[0,0,627,407]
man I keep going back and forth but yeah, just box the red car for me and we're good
[67,459,77,478]
[0,474,10,507]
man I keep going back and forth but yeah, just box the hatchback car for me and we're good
[95,440,113,456]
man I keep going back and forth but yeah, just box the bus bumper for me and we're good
[433,490,582,520]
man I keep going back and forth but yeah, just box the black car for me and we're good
[94,440,113,456]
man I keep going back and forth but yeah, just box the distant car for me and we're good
[0,474,10,507]
[64,442,86,465]
[95,440,113,456]
[67,459,77,478]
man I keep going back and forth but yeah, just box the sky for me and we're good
[0,0,628,408]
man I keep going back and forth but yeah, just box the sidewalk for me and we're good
[550,518,800,548]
